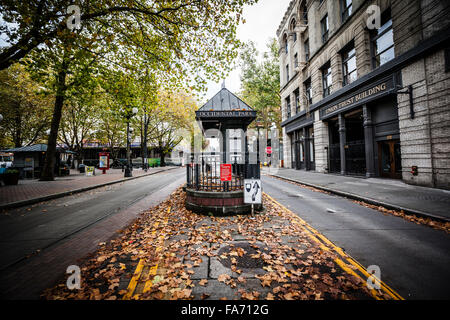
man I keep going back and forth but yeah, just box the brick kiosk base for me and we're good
[185,188,263,216]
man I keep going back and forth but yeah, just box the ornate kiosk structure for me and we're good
[185,87,262,215]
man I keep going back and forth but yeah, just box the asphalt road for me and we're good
[262,174,450,300]
[0,167,185,299]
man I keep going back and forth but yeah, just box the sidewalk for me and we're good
[42,187,401,300]
[0,167,177,210]
[266,168,450,222]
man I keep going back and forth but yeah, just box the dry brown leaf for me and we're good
[217,274,231,283]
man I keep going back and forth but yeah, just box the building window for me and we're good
[300,143,304,162]
[304,38,309,62]
[283,34,288,54]
[322,62,332,97]
[286,96,291,118]
[371,9,395,68]
[290,19,297,43]
[341,0,352,22]
[321,14,329,44]
[302,4,308,24]
[286,64,290,83]
[309,127,315,162]
[304,78,312,106]
[294,53,299,68]
[342,42,357,86]
[294,88,300,113]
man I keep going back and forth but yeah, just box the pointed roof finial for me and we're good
[221,79,226,89]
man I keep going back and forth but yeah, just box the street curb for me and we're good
[0,167,180,211]
[268,173,450,223]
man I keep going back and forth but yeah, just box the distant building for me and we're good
[277,0,450,189]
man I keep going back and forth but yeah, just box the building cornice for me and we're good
[277,0,297,37]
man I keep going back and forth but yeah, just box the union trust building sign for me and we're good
[320,77,395,120]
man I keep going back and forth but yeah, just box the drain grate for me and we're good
[217,242,265,269]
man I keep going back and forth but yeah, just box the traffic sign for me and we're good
[265,146,272,154]
[244,179,262,204]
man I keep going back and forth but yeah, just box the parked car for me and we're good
[131,157,143,168]
[164,158,182,166]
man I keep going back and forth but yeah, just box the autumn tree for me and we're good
[238,38,281,133]
[134,71,159,170]
[59,84,101,168]
[95,69,140,161]
[95,109,127,161]
[150,90,197,166]
[0,63,53,148]
[1,0,257,180]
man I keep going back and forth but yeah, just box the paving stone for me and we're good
[209,241,267,279]
[191,279,240,300]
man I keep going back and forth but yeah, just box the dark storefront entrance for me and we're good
[320,75,402,179]
[284,111,315,171]
[328,109,366,175]
[292,126,315,171]
[378,139,402,179]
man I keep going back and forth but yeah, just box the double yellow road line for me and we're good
[122,207,171,300]
[265,193,404,300]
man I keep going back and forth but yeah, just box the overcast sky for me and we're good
[203,0,291,102]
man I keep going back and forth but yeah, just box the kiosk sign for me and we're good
[98,152,110,174]
[220,164,232,182]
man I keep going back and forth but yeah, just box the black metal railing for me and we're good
[186,153,260,192]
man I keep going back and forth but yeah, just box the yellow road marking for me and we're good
[123,207,171,299]
[123,259,144,300]
[143,266,159,293]
[264,193,404,300]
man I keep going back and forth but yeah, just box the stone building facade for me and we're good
[277,0,450,189]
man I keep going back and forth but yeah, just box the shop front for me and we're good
[320,75,401,179]
[285,112,315,171]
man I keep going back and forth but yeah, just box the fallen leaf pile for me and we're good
[352,200,450,233]
[42,187,386,300]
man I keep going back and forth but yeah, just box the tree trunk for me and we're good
[74,145,82,169]
[40,60,67,181]
[142,116,148,170]
[159,146,166,167]
[14,106,22,147]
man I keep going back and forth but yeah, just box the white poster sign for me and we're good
[244,179,262,204]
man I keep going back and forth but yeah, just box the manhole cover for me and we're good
[218,242,265,269]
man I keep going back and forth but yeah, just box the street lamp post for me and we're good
[254,123,264,165]
[124,107,138,178]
